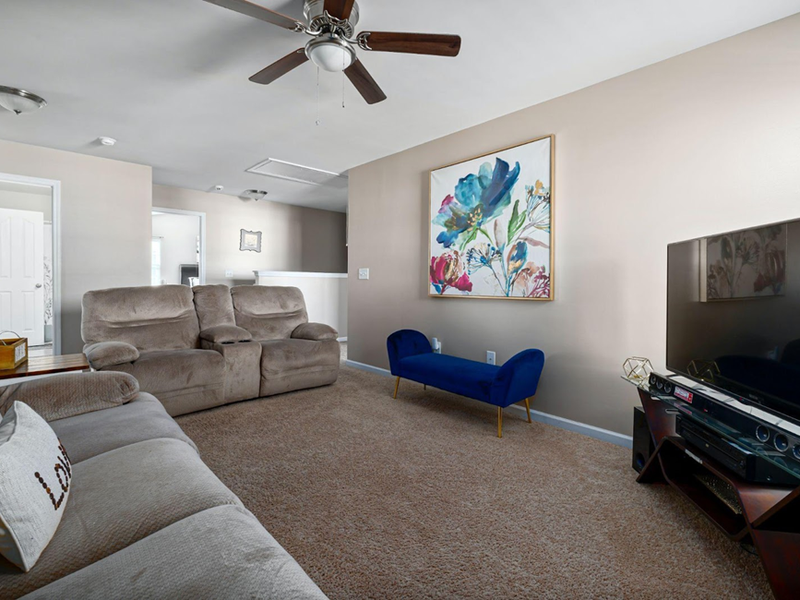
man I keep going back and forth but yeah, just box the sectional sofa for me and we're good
[0,371,327,598]
[81,284,340,416]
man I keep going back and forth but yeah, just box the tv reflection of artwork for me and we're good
[702,224,786,301]
[668,219,800,421]
[428,135,554,300]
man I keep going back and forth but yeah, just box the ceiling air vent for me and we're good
[246,158,348,189]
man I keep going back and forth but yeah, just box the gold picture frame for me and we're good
[428,134,555,301]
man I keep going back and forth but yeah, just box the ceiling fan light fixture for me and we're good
[305,36,355,72]
[0,85,47,115]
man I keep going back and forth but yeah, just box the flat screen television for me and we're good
[667,217,800,422]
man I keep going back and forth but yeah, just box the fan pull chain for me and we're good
[315,66,321,126]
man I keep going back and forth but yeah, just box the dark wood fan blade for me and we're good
[249,49,309,84]
[323,0,355,20]
[345,60,386,105]
[358,32,461,57]
[204,0,302,31]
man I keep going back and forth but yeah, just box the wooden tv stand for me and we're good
[637,388,800,599]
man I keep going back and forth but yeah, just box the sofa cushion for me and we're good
[193,284,236,330]
[260,339,340,376]
[397,353,499,404]
[292,322,338,341]
[232,286,308,341]
[49,393,198,464]
[83,341,139,370]
[199,325,253,344]
[0,371,139,422]
[0,438,242,598]
[82,285,200,352]
[109,349,224,395]
[22,505,328,600]
[0,403,72,573]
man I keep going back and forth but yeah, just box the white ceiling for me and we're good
[1,0,799,213]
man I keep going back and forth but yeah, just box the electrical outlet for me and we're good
[358,268,369,280]
[225,269,234,278]
[486,351,496,365]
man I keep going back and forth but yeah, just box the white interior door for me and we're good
[0,208,44,345]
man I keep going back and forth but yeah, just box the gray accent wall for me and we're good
[0,139,152,354]
[346,14,800,435]
[152,185,347,284]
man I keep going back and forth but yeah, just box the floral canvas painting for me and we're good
[429,135,553,300]
[702,224,786,301]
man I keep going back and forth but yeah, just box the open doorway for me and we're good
[0,173,61,357]
[151,208,205,287]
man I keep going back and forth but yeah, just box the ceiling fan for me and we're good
[204,0,461,104]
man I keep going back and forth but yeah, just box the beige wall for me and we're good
[0,139,152,354]
[347,14,800,435]
[153,185,347,284]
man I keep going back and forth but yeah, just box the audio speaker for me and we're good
[632,406,655,473]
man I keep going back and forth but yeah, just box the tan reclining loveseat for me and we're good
[81,284,340,416]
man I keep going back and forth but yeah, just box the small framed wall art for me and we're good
[240,229,262,253]
[428,134,554,300]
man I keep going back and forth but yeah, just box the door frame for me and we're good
[151,207,206,285]
[0,172,62,354]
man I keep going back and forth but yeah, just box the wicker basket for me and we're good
[0,332,28,370]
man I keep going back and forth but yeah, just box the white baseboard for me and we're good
[506,404,632,448]
[337,337,348,342]
[344,359,632,449]
[345,359,390,376]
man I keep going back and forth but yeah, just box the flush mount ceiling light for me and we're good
[242,189,268,201]
[0,85,47,115]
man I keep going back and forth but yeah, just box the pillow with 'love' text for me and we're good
[0,401,72,572]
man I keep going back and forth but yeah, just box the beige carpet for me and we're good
[177,351,772,599]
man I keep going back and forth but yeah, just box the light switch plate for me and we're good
[358,268,369,280]
[225,269,234,278]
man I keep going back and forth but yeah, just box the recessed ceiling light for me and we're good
[0,85,47,115]
[98,136,117,146]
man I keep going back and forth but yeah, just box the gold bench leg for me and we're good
[393,376,400,399]
[525,397,532,423]
[497,406,503,438]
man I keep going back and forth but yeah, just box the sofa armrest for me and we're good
[291,323,338,341]
[0,371,140,422]
[199,325,253,344]
[386,329,433,375]
[490,349,545,407]
[84,341,140,370]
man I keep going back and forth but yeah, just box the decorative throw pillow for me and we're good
[0,401,72,572]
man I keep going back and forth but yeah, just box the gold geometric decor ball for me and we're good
[622,357,653,383]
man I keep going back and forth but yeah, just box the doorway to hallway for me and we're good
[151,208,206,286]
[0,174,61,356]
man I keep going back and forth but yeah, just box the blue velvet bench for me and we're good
[387,329,546,437]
